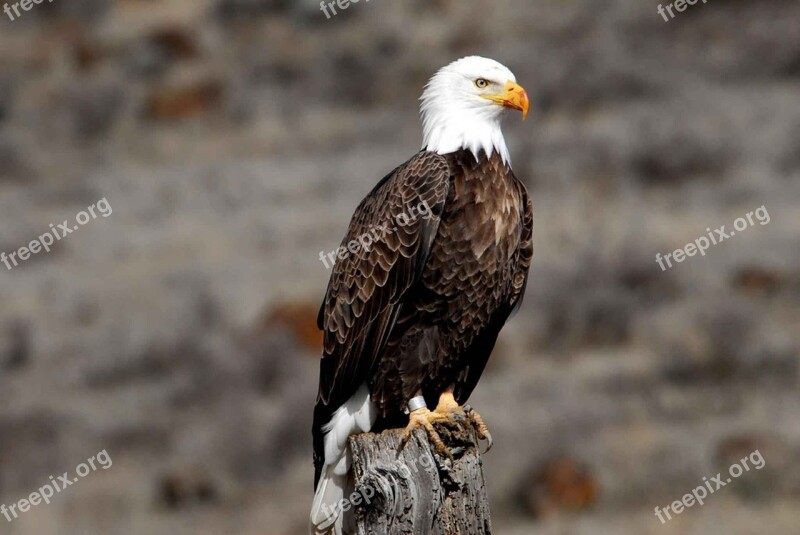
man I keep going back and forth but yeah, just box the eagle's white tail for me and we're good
[310,384,376,535]
[310,458,348,535]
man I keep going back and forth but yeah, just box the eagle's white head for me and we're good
[420,56,529,167]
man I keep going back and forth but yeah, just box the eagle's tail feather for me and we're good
[309,458,347,535]
[310,384,376,535]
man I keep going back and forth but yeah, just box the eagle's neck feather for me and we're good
[420,96,511,166]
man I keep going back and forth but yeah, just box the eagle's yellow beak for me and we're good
[483,81,530,120]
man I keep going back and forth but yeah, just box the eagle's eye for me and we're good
[475,78,490,89]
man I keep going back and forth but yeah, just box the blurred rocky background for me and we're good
[1,0,799,533]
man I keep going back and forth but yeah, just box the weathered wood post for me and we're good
[349,418,492,534]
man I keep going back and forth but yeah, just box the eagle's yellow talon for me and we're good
[464,405,493,452]
[402,408,452,458]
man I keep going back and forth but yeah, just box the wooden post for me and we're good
[349,418,492,534]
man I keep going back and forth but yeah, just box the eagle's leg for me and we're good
[432,390,461,414]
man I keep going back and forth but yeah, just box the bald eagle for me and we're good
[311,56,534,534]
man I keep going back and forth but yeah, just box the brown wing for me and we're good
[313,151,450,484]
[508,179,534,315]
[453,175,534,404]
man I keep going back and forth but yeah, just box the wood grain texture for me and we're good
[349,418,492,535]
